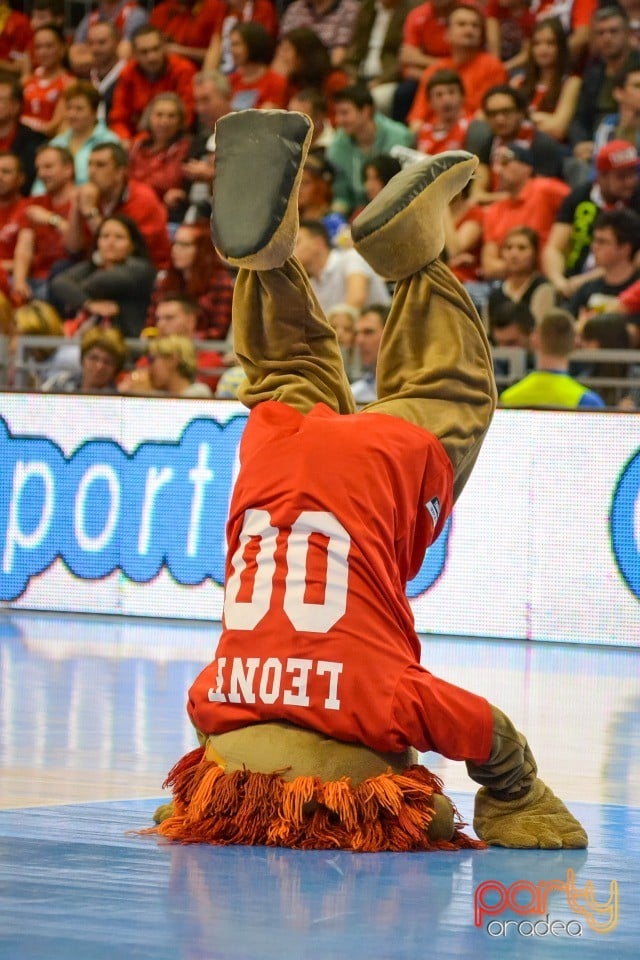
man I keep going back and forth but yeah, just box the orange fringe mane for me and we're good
[150,747,485,852]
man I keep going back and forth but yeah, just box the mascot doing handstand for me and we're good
[153,110,587,851]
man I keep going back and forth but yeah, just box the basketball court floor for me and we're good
[1,611,638,959]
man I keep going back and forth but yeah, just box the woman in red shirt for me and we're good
[127,92,192,226]
[229,22,288,110]
[21,24,73,138]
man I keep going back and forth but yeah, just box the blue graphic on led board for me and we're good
[0,416,449,602]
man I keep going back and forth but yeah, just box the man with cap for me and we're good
[543,140,640,300]
[480,142,570,280]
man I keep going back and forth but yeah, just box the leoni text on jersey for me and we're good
[207,657,343,710]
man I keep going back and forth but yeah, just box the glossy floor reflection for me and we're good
[1,612,639,959]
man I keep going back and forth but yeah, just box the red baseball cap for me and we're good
[596,140,639,173]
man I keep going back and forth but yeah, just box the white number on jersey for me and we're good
[223,508,350,633]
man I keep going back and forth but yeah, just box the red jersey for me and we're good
[402,2,451,62]
[188,401,492,762]
[619,278,640,314]
[0,8,32,62]
[408,53,508,125]
[229,68,289,109]
[417,114,471,155]
[0,197,28,262]
[483,176,571,248]
[532,0,596,31]
[150,0,223,51]
[81,180,171,268]
[21,70,74,127]
[109,53,197,139]
[18,194,73,279]
[127,135,192,202]
[117,180,171,268]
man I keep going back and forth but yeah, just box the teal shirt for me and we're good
[500,370,606,409]
[31,123,121,195]
[327,114,415,215]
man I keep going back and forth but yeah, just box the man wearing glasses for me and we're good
[465,84,565,205]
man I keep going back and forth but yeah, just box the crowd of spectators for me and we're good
[0,0,639,407]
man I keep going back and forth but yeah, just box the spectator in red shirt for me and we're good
[393,0,454,121]
[481,141,570,278]
[109,25,197,141]
[0,152,27,278]
[0,1,32,77]
[400,0,454,78]
[20,25,74,139]
[229,22,288,109]
[617,276,640,315]
[150,0,222,65]
[407,5,508,130]
[128,92,192,227]
[65,141,171,269]
[416,68,471,154]
[12,144,76,303]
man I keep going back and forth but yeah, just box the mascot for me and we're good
[152,110,587,852]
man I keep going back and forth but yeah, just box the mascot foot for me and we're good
[351,151,478,279]
[153,801,174,825]
[428,792,455,842]
[211,109,313,270]
[474,778,588,849]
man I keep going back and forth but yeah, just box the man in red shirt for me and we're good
[481,141,571,278]
[12,144,76,302]
[155,109,587,853]
[65,141,171,268]
[0,151,27,279]
[0,1,32,76]
[108,24,197,140]
[416,67,471,154]
[408,3,507,129]
[401,0,454,74]
[150,0,223,65]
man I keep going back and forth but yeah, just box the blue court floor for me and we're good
[1,612,638,959]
